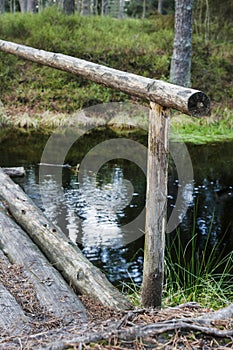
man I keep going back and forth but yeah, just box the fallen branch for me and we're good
[42,304,233,349]
[0,168,132,311]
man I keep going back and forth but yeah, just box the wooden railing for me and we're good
[0,39,210,307]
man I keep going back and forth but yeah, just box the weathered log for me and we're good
[0,208,87,323]
[0,250,30,335]
[0,39,210,117]
[2,167,25,177]
[0,168,132,311]
[0,282,30,336]
[141,103,170,307]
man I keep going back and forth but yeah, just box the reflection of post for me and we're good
[142,102,170,307]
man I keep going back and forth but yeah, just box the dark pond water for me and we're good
[0,127,232,287]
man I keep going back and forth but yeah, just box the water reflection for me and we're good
[0,128,232,285]
[67,167,129,247]
[39,161,146,248]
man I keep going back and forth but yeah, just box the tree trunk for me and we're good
[18,0,26,12]
[118,0,124,18]
[81,0,91,15]
[141,103,170,307]
[101,0,108,15]
[142,0,146,19]
[170,0,194,87]
[62,0,75,14]
[157,0,163,14]
[18,0,37,12]
[27,0,36,12]
[0,0,5,13]
[0,168,132,311]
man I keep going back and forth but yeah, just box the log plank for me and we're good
[0,39,210,117]
[0,209,87,323]
[0,169,132,311]
[2,167,25,177]
[142,103,169,307]
[0,250,30,335]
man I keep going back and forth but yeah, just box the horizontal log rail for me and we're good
[0,39,211,308]
[0,39,210,117]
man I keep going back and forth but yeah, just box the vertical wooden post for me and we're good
[142,102,170,308]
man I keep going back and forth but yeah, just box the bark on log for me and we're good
[0,282,30,335]
[0,168,132,311]
[141,103,170,307]
[0,208,87,323]
[0,250,30,335]
[0,39,210,117]
[2,167,25,177]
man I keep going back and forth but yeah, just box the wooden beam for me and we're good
[0,208,87,322]
[141,103,170,307]
[0,250,30,335]
[0,168,132,311]
[0,39,210,117]
[2,167,25,177]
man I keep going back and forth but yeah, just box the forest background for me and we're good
[0,0,232,143]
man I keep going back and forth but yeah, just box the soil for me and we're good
[0,258,232,349]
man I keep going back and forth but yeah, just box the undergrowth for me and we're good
[0,7,232,120]
[122,213,233,309]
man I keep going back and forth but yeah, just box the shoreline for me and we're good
[1,103,232,145]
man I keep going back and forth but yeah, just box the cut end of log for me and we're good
[188,91,211,117]
[3,167,25,178]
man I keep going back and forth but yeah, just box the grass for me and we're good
[170,107,233,144]
[0,7,232,143]
[123,249,233,310]
[122,212,233,310]
[163,232,233,309]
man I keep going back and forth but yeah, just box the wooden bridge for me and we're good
[0,40,211,344]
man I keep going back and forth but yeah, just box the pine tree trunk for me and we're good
[18,0,37,12]
[142,0,146,19]
[27,0,37,12]
[101,0,109,15]
[118,0,124,18]
[157,0,163,14]
[63,0,75,14]
[0,0,5,13]
[81,0,91,15]
[170,0,194,87]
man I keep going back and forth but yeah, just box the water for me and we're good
[0,128,232,286]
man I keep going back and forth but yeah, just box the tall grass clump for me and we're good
[122,211,233,309]
[164,214,233,309]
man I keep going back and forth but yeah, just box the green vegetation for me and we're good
[164,229,233,309]
[171,107,233,144]
[123,228,233,310]
[0,7,232,142]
